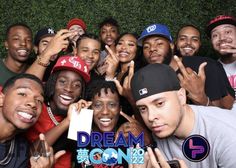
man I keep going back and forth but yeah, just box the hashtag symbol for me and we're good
[189,139,205,158]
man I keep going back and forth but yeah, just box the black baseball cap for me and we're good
[206,15,236,37]
[34,27,56,46]
[131,64,180,101]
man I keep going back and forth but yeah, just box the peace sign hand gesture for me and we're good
[115,111,152,146]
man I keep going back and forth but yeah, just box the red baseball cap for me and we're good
[52,56,90,83]
[206,15,236,37]
[67,18,87,31]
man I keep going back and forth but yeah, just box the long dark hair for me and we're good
[115,32,144,84]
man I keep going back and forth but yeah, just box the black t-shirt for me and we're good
[0,134,29,168]
[178,56,234,101]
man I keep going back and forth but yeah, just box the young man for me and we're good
[26,28,77,80]
[97,17,120,70]
[0,74,65,168]
[206,15,236,106]
[137,24,173,65]
[0,23,33,86]
[175,25,201,57]
[137,23,234,109]
[28,31,101,82]
[26,55,90,168]
[67,18,86,44]
[66,18,87,55]
[34,27,56,56]
[131,63,236,168]
[33,27,56,81]
[0,73,43,167]
[77,34,101,72]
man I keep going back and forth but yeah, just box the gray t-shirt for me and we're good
[154,105,236,168]
[0,59,17,86]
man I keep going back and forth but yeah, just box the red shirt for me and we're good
[26,103,72,168]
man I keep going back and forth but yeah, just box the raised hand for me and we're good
[174,56,209,105]
[30,134,66,168]
[67,99,92,122]
[113,60,135,106]
[220,43,236,56]
[26,29,78,80]
[147,147,188,168]
[129,149,152,168]
[115,111,152,146]
[104,45,120,79]
[41,29,78,60]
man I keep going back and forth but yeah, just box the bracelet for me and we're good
[105,76,117,81]
[206,97,210,106]
[36,56,50,67]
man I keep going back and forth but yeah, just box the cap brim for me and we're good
[34,34,55,46]
[52,67,90,83]
[206,19,236,37]
[137,33,171,46]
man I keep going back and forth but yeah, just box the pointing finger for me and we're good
[198,62,207,81]
[120,111,134,122]
[105,45,119,61]
[113,79,123,95]
[174,55,188,78]
[128,61,135,86]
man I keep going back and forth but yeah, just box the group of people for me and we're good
[0,14,235,168]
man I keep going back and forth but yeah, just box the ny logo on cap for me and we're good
[139,88,148,96]
[146,25,156,33]
[48,28,55,34]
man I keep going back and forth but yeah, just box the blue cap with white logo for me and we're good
[138,24,173,46]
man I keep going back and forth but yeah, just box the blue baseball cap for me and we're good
[138,24,173,46]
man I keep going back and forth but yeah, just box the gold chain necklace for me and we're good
[46,103,59,126]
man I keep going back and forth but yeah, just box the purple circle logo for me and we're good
[182,134,210,162]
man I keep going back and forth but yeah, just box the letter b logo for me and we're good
[182,135,210,162]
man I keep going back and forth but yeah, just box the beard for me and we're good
[174,45,200,57]
[218,51,233,57]
[163,46,173,65]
